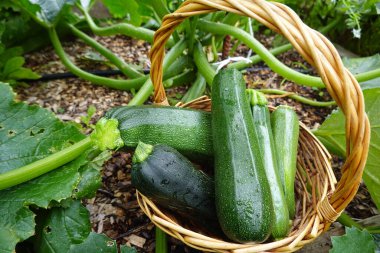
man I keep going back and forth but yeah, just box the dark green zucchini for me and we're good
[246,89,289,239]
[271,105,300,219]
[212,69,273,243]
[131,142,216,220]
[105,105,212,161]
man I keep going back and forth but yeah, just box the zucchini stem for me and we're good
[133,142,154,164]
[246,89,268,106]
[0,137,92,190]
[155,227,168,253]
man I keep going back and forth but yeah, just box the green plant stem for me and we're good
[193,41,216,86]
[259,89,336,107]
[199,18,380,88]
[185,17,199,54]
[182,72,207,102]
[68,24,143,79]
[129,39,188,105]
[228,44,292,70]
[0,137,92,191]
[155,227,168,253]
[338,213,380,234]
[78,4,175,47]
[151,0,170,20]
[164,55,194,79]
[356,68,380,83]
[49,28,148,90]
[151,0,180,42]
[211,36,219,62]
[198,20,324,88]
[164,70,195,88]
[338,213,364,229]
[128,79,153,106]
[229,16,341,70]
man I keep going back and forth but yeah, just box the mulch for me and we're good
[15,32,377,252]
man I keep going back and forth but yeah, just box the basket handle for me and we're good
[149,0,370,222]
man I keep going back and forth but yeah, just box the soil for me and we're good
[16,32,378,252]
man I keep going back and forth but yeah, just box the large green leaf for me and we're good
[0,49,40,84]
[330,227,376,253]
[101,0,141,26]
[343,54,380,90]
[33,200,91,252]
[33,200,136,253]
[314,88,380,209]
[15,0,75,28]
[0,83,82,173]
[70,232,137,253]
[0,83,110,252]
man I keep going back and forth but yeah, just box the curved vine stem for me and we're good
[68,24,143,79]
[129,39,188,105]
[198,20,324,88]
[48,28,148,90]
[260,89,336,107]
[198,20,380,88]
[77,3,175,47]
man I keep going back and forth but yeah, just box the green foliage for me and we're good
[0,83,83,173]
[342,54,380,89]
[330,227,376,253]
[314,88,380,210]
[71,232,137,253]
[101,0,141,26]
[336,0,379,38]
[80,105,97,127]
[0,83,112,252]
[33,200,136,253]
[0,50,40,85]
[0,1,32,47]
[278,0,379,37]
[15,0,76,28]
[0,2,41,84]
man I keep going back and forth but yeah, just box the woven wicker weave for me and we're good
[136,0,371,252]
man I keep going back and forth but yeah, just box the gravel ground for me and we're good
[16,33,377,252]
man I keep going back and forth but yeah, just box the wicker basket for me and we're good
[136,0,371,252]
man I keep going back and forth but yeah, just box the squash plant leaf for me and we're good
[0,83,110,252]
[101,0,141,26]
[32,200,136,252]
[330,227,376,253]
[0,82,84,173]
[314,88,380,210]
[0,48,40,85]
[343,54,380,90]
[14,0,76,28]
[70,232,137,253]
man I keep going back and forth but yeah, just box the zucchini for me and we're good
[246,89,289,239]
[131,142,216,220]
[212,69,272,243]
[105,105,212,161]
[271,105,299,219]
